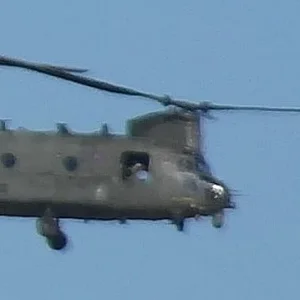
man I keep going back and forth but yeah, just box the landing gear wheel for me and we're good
[171,210,185,232]
[175,219,185,232]
[36,211,68,251]
[46,231,68,250]
[172,215,185,232]
[36,216,59,237]
[212,211,224,228]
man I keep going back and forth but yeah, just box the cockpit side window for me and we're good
[177,158,194,172]
[183,178,198,192]
[195,154,211,175]
[179,172,200,192]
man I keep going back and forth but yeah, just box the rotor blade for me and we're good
[0,56,173,104]
[195,102,300,113]
[49,66,88,73]
[2,56,300,114]
[147,99,300,112]
[0,57,208,110]
[0,55,88,74]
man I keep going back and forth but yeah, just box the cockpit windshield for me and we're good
[195,154,211,175]
[177,170,227,201]
[178,172,201,192]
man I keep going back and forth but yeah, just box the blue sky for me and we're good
[1,1,300,299]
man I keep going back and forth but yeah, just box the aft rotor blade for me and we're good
[0,55,88,74]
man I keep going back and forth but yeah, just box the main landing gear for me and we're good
[173,218,185,231]
[36,209,68,251]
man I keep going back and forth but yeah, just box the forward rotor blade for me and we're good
[0,55,88,74]
[2,56,300,114]
[0,56,208,111]
[0,56,172,103]
[192,102,300,113]
[146,99,300,113]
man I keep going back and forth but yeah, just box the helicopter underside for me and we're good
[0,198,223,220]
[0,198,228,250]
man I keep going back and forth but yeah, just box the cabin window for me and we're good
[1,153,16,168]
[63,156,78,172]
[120,151,150,180]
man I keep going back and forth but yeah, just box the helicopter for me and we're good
[1,55,300,251]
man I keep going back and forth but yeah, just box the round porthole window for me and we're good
[1,152,16,168]
[63,156,78,172]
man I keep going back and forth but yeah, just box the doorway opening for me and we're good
[120,151,150,181]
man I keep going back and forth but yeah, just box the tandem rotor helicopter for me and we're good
[1,55,300,251]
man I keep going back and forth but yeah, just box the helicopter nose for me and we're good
[211,184,226,200]
[210,184,235,209]
[211,184,225,198]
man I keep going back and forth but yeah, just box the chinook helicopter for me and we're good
[1,55,300,251]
